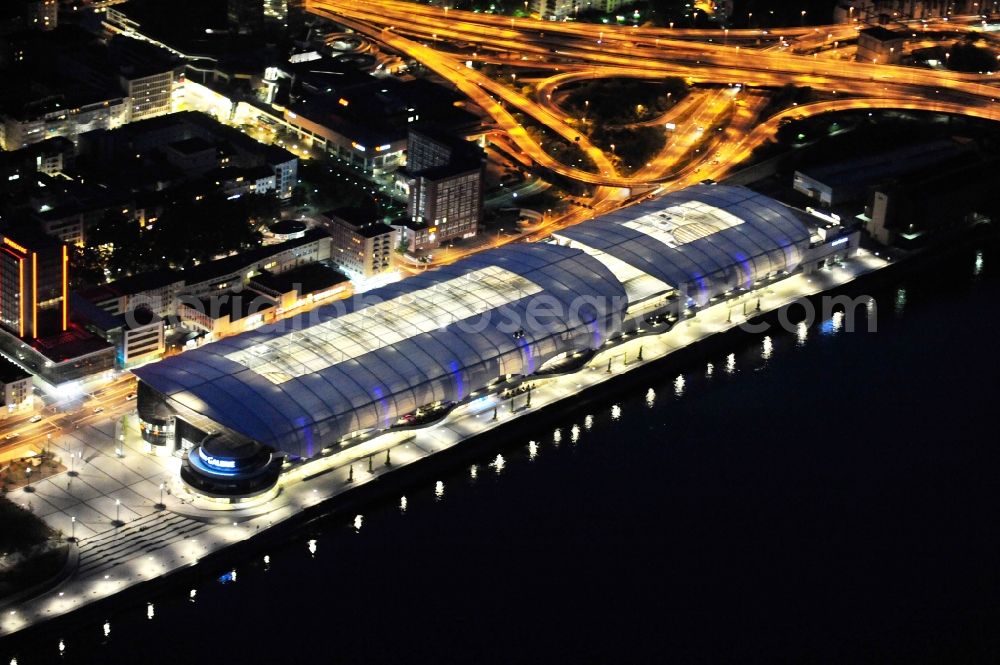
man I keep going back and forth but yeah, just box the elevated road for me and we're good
[303,0,1000,256]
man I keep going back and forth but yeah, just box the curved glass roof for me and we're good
[557,185,811,306]
[135,185,811,458]
[135,243,627,456]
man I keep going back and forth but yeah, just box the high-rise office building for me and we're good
[0,230,68,340]
[400,127,484,251]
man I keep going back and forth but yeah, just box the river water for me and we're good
[4,234,1000,663]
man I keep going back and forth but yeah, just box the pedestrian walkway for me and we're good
[0,250,888,637]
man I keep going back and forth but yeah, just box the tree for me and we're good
[148,192,263,269]
[291,185,308,208]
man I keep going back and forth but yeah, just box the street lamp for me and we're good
[115,498,121,526]
[70,516,76,542]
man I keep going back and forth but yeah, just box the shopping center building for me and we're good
[133,185,858,499]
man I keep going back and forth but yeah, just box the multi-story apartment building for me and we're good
[24,0,57,31]
[1,96,128,152]
[320,209,396,279]
[85,229,333,319]
[0,29,178,150]
[0,358,32,409]
[835,0,987,22]
[78,111,298,200]
[529,0,622,20]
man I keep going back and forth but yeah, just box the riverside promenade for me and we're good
[0,250,888,638]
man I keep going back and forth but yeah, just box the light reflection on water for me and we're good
[21,243,998,665]
[820,310,844,335]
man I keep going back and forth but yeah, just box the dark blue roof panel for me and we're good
[135,185,811,456]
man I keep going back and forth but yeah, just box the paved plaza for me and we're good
[0,251,888,637]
